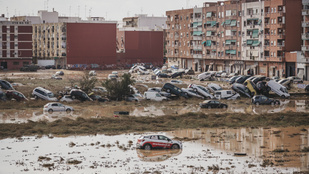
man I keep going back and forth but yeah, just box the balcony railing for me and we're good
[302,33,309,40]
[193,45,202,50]
[302,9,309,15]
[302,45,309,51]
[193,54,203,59]
[302,22,309,27]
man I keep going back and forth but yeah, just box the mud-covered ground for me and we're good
[1,69,309,173]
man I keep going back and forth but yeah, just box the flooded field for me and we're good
[0,99,308,123]
[0,127,308,173]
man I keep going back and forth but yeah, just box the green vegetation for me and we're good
[0,112,309,139]
[79,71,97,94]
[102,73,135,100]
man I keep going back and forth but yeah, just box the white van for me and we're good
[32,87,58,101]
[108,74,118,80]
[197,71,215,81]
[214,90,240,100]
[144,91,167,101]
[267,80,290,98]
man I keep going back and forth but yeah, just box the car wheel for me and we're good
[48,109,53,113]
[222,105,227,109]
[166,89,171,93]
[144,144,152,150]
[281,95,285,99]
[171,144,180,149]
[207,106,211,109]
[255,102,260,106]
[66,108,72,113]
[275,101,280,105]
[193,88,197,92]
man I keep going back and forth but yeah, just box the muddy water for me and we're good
[0,99,308,123]
[0,127,308,173]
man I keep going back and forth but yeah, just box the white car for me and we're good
[170,80,183,84]
[207,83,222,93]
[43,102,74,113]
[214,90,240,100]
[60,95,74,102]
[147,87,171,97]
[188,84,214,99]
[89,70,97,76]
[181,88,204,99]
[136,135,182,150]
[144,91,167,101]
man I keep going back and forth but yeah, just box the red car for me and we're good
[6,90,28,101]
[136,135,182,150]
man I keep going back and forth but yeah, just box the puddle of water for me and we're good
[0,127,308,173]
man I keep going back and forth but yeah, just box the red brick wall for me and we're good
[285,0,302,51]
[18,26,32,33]
[0,59,32,69]
[18,42,32,49]
[123,31,163,65]
[18,34,32,41]
[66,23,117,65]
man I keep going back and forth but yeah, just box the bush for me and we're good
[102,73,135,101]
[79,71,97,94]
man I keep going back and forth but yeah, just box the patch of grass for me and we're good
[0,112,309,139]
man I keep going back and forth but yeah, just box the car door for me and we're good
[158,135,172,148]
[149,135,164,148]
[51,103,60,111]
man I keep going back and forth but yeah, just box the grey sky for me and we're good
[1,0,220,21]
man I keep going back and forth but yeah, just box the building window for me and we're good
[274,8,276,13]
[13,62,19,65]
[271,52,273,57]
[274,19,276,24]
[271,8,273,13]
[271,41,273,46]
[274,41,276,46]
[23,62,29,65]
[271,19,273,24]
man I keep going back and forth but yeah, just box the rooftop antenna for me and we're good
[85,5,87,19]
[78,5,80,17]
[6,7,9,18]
[47,0,49,11]
[89,8,92,18]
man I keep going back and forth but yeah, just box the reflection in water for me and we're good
[0,127,307,173]
[136,149,182,162]
[169,127,309,171]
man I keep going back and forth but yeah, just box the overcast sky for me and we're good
[1,0,220,21]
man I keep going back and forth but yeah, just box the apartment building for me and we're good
[166,8,194,69]
[123,14,167,31]
[264,0,302,77]
[33,22,117,68]
[301,0,309,80]
[0,18,32,70]
[203,1,242,73]
[165,0,302,78]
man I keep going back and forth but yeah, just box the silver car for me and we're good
[181,88,204,99]
[43,102,74,113]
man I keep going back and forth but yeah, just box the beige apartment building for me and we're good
[166,0,302,78]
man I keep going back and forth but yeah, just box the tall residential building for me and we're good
[165,0,302,78]
[301,0,309,80]
[0,19,32,69]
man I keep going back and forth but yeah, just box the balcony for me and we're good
[302,33,309,40]
[302,45,309,51]
[193,36,203,40]
[193,45,202,50]
[193,54,203,59]
[302,9,309,15]
[302,22,309,27]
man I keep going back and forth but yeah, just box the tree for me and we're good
[102,73,135,101]
[79,71,97,94]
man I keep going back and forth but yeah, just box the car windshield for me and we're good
[280,87,288,93]
[47,93,54,98]
[198,86,208,93]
